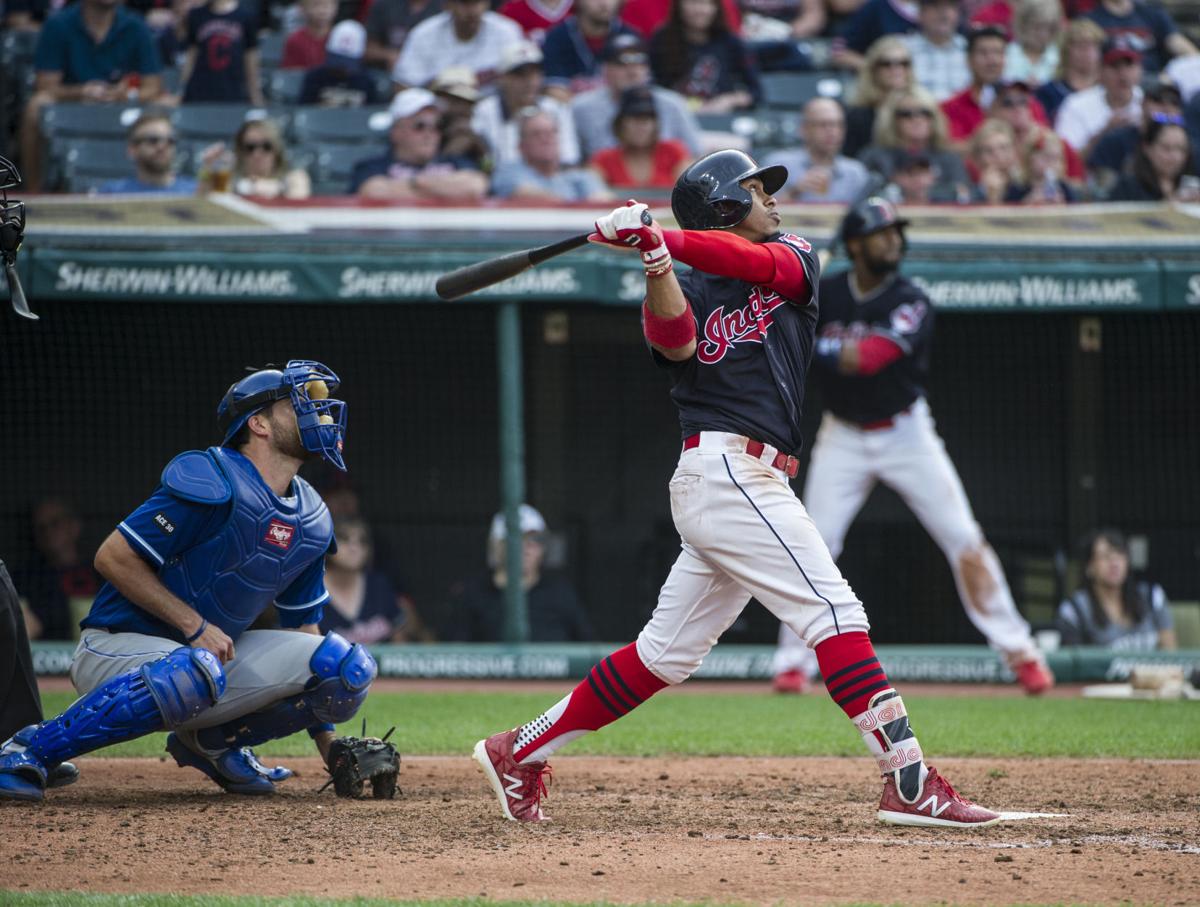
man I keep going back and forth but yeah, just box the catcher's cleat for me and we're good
[166,731,291,795]
[0,726,49,802]
[473,729,552,822]
[1014,658,1055,696]
[877,765,1001,828]
[46,760,79,789]
[772,668,810,694]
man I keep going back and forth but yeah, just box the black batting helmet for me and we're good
[839,196,911,246]
[671,150,788,230]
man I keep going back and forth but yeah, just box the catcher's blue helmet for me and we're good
[218,360,347,471]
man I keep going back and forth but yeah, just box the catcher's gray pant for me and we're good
[70,628,323,730]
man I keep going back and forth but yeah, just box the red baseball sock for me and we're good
[815,631,892,718]
[513,642,668,763]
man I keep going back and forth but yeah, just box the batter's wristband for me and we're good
[185,619,208,643]
[308,723,336,738]
[643,300,696,349]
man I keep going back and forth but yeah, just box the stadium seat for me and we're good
[1169,601,1200,648]
[62,138,136,192]
[0,28,38,68]
[291,106,391,145]
[160,66,183,95]
[41,103,140,140]
[310,141,386,194]
[258,30,286,72]
[268,68,306,104]
[760,71,853,109]
[748,108,802,152]
[172,104,253,141]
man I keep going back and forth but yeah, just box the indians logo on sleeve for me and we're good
[264,519,296,550]
[696,287,787,364]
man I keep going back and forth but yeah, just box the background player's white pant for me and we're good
[775,399,1038,674]
[637,432,869,685]
[70,628,324,729]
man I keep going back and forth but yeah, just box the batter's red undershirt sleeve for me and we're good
[663,230,809,299]
[856,335,905,376]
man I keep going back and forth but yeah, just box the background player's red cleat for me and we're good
[473,729,552,822]
[1014,658,1055,695]
[877,766,1001,828]
[772,669,810,694]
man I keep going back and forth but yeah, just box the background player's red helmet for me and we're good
[671,150,788,230]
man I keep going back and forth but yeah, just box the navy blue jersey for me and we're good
[812,269,934,424]
[658,233,820,455]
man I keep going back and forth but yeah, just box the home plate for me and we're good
[998,811,1069,820]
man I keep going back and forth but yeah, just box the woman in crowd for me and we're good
[589,86,691,189]
[319,517,408,645]
[1056,529,1176,651]
[199,117,312,199]
[1034,18,1105,122]
[1110,118,1200,202]
[968,118,1027,203]
[1019,128,1076,203]
[842,35,914,158]
[858,85,970,202]
[1003,0,1061,87]
[649,0,761,112]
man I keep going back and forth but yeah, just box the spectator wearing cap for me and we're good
[588,85,691,188]
[762,97,871,203]
[364,0,443,73]
[1087,0,1197,76]
[831,0,920,73]
[98,112,197,196]
[491,108,614,200]
[471,40,582,167]
[989,79,1087,186]
[282,0,336,69]
[542,0,640,97]
[392,0,523,89]
[1003,0,1061,87]
[442,504,594,643]
[570,33,703,160]
[649,0,761,112]
[498,0,573,43]
[1035,18,1106,122]
[882,150,940,204]
[1055,37,1143,158]
[178,0,264,106]
[902,0,970,102]
[431,66,491,169]
[300,20,381,106]
[1089,81,1184,193]
[859,86,970,202]
[351,88,489,199]
[941,25,1050,146]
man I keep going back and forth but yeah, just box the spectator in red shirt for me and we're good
[282,0,337,69]
[941,25,1048,147]
[498,0,573,44]
[989,79,1084,184]
[588,85,690,188]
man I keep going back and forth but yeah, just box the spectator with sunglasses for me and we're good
[859,86,970,202]
[941,25,1050,146]
[198,118,312,199]
[843,36,915,158]
[1088,81,1183,192]
[351,88,489,200]
[98,112,197,195]
[902,0,970,102]
[1110,117,1199,201]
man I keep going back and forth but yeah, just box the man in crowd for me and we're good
[98,112,197,195]
[571,34,703,161]
[1055,36,1143,158]
[471,40,581,168]
[763,97,870,202]
[351,88,488,200]
[491,109,613,200]
[392,0,523,89]
[1087,0,1197,75]
[904,0,969,102]
[300,20,380,106]
[365,0,443,72]
[1088,81,1185,191]
[941,25,1049,145]
[21,0,163,191]
[542,0,639,98]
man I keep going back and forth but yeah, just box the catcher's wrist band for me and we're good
[643,300,695,348]
[185,619,208,643]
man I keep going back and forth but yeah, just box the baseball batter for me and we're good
[771,200,1054,697]
[0,360,378,801]
[474,151,1003,828]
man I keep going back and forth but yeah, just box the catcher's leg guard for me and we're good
[0,647,224,801]
[852,688,928,803]
[194,631,377,752]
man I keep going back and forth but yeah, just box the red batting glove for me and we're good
[588,200,664,252]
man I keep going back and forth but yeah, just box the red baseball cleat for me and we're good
[877,766,1002,828]
[473,729,553,822]
[1014,658,1055,695]
[772,669,810,694]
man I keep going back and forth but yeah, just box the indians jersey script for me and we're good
[813,270,934,425]
[659,232,820,455]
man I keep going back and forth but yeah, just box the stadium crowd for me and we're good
[2,0,1198,200]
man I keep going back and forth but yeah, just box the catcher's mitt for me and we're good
[322,722,400,799]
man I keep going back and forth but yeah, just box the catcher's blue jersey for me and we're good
[84,447,334,642]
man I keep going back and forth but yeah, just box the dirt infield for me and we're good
[4,755,1197,906]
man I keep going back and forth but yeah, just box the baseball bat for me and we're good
[435,232,591,300]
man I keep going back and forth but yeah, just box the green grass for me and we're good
[41,689,1200,760]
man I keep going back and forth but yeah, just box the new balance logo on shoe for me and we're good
[917,794,952,818]
[503,773,523,801]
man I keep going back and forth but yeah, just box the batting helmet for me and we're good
[671,150,788,230]
[218,360,348,471]
[839,196,911,247]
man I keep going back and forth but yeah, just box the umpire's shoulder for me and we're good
[161,449,232,505]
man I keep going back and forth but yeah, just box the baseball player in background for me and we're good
[474,151,1003,828]
[771,200,1054,697]
[0,361,378,801]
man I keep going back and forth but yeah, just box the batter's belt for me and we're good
[683,432,801,478]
